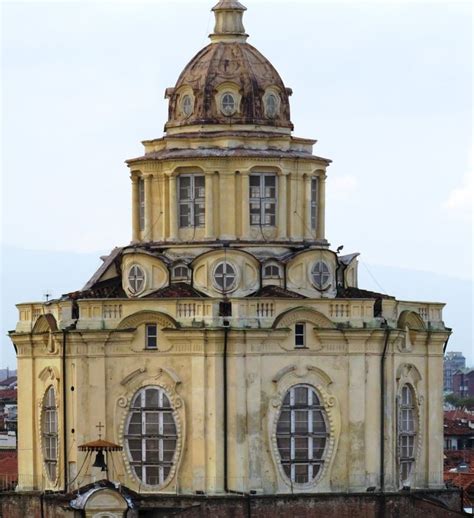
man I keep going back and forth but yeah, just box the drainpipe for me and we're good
[380,324,391,493]
[62,328,68,492]
[223,322,229,493]
[62,323,76,493]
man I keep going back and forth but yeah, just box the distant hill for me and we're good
[1,246,472,368]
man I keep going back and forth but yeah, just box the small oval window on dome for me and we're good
[213,261,237,292]
[221,93,236,116]
[182,95,193,117]
[266,94,278,118]
[311,261,331,290]
[128,265,146,295]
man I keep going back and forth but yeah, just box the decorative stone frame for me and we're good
[37,369,61,489]
[116,366,185,493]
[268,364,340,493]
[263,87,281,119]
[262,260,284,287]
[395,363,423,488]
[215,82,242,117]
[176,86,195,119]
[397,311,426,353]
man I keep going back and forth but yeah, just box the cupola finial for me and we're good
[210,0,248,43]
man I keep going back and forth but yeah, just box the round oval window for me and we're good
[276,385,328,484]
[311,261,330,289]
[182,95,193,117]
[213,261,237,292]
[221,93,236,116]
[125,387,178,486]
[128,265,145,294]
[266,94,278,118]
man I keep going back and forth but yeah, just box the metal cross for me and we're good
[96,421,105,439]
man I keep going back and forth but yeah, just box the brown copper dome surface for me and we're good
[165,41,293,132]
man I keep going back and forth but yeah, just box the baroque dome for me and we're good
[164,0,293,132]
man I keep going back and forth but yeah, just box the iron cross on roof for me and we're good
[96,421,105,439]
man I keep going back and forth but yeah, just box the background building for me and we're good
[3,1,461,517]
[444,352,466,393]
[453,369,474,399]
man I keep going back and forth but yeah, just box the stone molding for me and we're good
[116,367,185,493]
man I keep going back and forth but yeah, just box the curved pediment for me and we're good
[273,307,335,329]
[398,310,426,331]
[32,313,58,334]
[117,310,179,330]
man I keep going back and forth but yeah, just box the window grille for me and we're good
[213,262,237,292]
[266,94,278,118]
[139,178,145,231]
[399,385,416,484]
[311,261,330,289]
[146,324,158,349]
[310,177,318,230]
[295,323,305,348]
[178,175,205,228]
[125,387,177,486]
[42,386,58,481]
[263,264,281,279]
[276,385,328,484]
[182,95,193,116]
[128,265,145,294]
[221,93,236,115]
[249,174,277,226]
[172,265,190,281]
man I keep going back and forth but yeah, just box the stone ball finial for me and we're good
[210,0,248,43]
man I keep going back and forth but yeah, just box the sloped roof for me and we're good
[0,377,17,387]
[249,285,305,299]
[337,286,395,300]
[0,390,17,401]
[68,277,126,300]
[145,283,208,299]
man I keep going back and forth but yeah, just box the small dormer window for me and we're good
[128,265,145,295]
[311,261,330,290]
[266,94,278,118]
[182,95,193,117]
[221,93,236,116]
[172,265,190,282]
[263,264,281,279]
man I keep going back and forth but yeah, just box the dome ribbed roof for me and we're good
[164,2,293,132]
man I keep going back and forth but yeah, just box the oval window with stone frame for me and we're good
[311,261,331,290]
[221,93,236,116]
[276,384,329,485]
[213,261,237,292]
[42,386,58,482]
[266,93,278,118]
[125,386,178,487]
[128,265,146,295]
[182,95,193,117]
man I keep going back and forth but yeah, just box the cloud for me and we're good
[442,170,473,219]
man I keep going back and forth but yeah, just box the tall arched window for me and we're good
[276,385,329,484]
[398,384,417,484]
[42,386,58,481]
[125,387,178,486]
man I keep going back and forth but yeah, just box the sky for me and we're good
[1,0,472,364]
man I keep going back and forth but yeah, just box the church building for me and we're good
[6,1,460,516]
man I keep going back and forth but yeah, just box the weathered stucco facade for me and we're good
[7,1,455,516]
